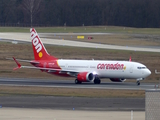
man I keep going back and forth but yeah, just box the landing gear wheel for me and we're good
[136,81,140,86]
[75,79,82,84]
[94,78,101,84]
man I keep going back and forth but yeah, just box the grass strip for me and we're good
[0,26,160,34]
[0,86,145,98]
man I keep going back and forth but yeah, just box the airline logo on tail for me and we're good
[30,29,43,58]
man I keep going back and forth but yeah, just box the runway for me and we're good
[0,77,158,90]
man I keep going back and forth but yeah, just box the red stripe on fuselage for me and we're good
[31,60,61,69]
[30,60,70,77]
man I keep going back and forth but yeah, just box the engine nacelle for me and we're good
[110,78,126,82]
[77,72,95,82]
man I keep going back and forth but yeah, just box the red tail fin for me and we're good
[30,28,57,60]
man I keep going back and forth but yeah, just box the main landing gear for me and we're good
[94,77,101,84]
[75,77,101,84]
[75,79,82,84]
[136,81,140,86]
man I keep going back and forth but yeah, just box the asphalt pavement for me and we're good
[0,95,145,111]
[0,77,157,90]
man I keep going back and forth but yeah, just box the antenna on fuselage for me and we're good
[129,56,132,62]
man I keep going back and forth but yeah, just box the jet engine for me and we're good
[110,78,126,82]
[77,72,95,82]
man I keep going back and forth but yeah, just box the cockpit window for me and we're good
[137,67,146,69]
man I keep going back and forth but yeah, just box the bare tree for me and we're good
[22,0,42,27]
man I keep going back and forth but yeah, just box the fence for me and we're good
[0,23,57,27]
[145,89,160,120]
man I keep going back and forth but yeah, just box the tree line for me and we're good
[0,0,160,28]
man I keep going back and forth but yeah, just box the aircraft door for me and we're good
[130,65,134,73]
[65,64,68,69]
[44,62,47,68]
[44,62,47,72]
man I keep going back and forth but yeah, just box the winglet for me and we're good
[13,57,21,70]
[129,56,132,62]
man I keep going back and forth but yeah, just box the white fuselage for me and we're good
[57,59,151,79]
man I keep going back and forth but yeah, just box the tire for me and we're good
[75,79,82,84]
[136,81,140,86]
[94,78,101,84]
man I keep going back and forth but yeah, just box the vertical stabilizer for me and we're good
[30,28,57,60]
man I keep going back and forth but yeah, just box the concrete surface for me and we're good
[0,108,145,120]
[0,32,160,52]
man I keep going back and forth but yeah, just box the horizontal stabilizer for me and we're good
[13,57,21,70]
[6,58,39,64]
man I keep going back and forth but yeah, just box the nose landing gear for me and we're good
[136,78,144,86]
[136,81,140,86]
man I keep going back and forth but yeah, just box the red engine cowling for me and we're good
[77,72,95,82]
[110,78,126,82]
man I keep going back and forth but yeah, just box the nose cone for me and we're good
[145,69,151,77]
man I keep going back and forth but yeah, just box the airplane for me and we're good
[12,28,151,86]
